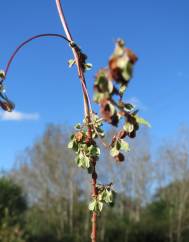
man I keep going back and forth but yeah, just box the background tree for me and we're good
[12,124,90,242]
[3,124,188,242]
[155,126,189,242]
[0,177,27,242]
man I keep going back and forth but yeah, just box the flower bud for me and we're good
[114,152,125,162]
[0,100,15,112]
[75,132,83,142]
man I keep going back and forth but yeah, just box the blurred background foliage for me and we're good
[0,124,189,242]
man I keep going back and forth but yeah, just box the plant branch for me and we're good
[55,1,97,242]
[4,33,70,79]
[55,0,92,118]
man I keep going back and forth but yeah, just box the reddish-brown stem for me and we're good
[2,32,93,115]
[55,1,97,242]
[91,158,97,242]
[55,0,92,117]
[4,33,70,78]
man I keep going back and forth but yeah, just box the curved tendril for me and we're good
[3,33,94,120]
[4,33,70,78]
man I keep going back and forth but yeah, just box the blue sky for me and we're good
[0,0,188,169]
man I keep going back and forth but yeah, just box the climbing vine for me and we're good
[0,1,150,242]
[68,39,150,215]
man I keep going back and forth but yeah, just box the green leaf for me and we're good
[93,92,108,103]
[98,192,103,201]
[117,56,129,69]
[88,199,103,213]
[70,134,75,140]
[68,140,74,149]
[98,189,114,204]
[119,83,127,96]
[74,123,81,129]
[0,70,5,79]
[68,59,76,68]
[84,63,93,70]
[110,146,119,157]
[88,146,100,157]
[134,115,151,127]
[68,134,78,151]
[116,140,121,150]
[88,200,97,211]
[123,122,134,133]
[122,62,133,81]
[72,142,79,152]
[96,127,105,138]
[120,140,130,152]
[76,153,84,168]
[95,73,113,94]
[92,132,97,139]
[109,190,116,207]
[107,80,114,93]
[96,147,101,156]
[97,201,103,212]
[81,155,90,168]
[104,190,113,203]
[92,113,103,127]
[124,103,135,111]
[75,155,80,166]
[109,102,116,116]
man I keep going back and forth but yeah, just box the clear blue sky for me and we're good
[0,0,188,169]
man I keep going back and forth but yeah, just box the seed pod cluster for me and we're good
[93,39,138,127]
[0,82,15,112]
[93,40,150,162]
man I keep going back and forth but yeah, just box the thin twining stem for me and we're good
[4,33,70,78]
[55,0,92,118]
[55,2,97,242]
[3,32,93,115]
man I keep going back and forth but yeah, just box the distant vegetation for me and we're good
[0,124,188,242]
